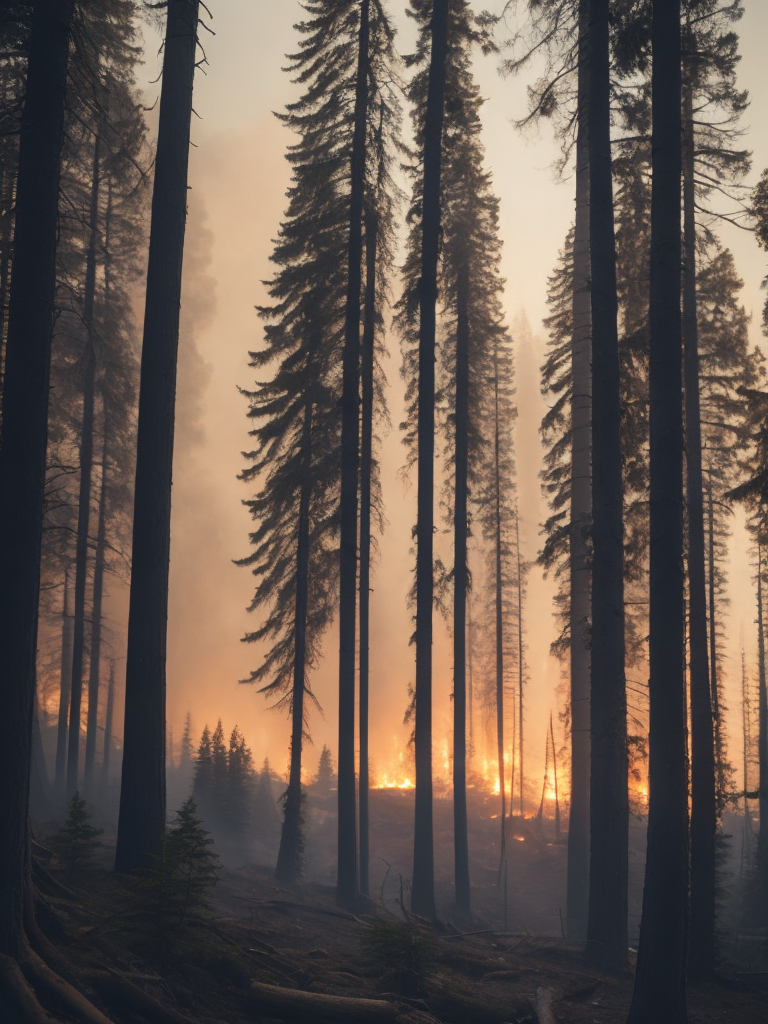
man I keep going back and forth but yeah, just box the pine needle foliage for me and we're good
[123,797,220,958]
[49,791,103,878]
[361,919,437,997]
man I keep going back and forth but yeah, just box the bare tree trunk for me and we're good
[567,0,592,943]
[102,661,116,789]
[627,0,689,1018]
[55,569,74,792]
[359,204,377,897]
[66,131,101,798]
[275,403,313,885]
[586,0,628,973]
[493,351,507,877]
[706,470,724,798]
[683,75,717,979]
[453,267,471,914]
[412,0,450,921]
[0,0,73,960]
[337,0,370,909]
[115,0,200,873]
[516,509,525,818]
[84,424,109,791]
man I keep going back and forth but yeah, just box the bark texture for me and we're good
[627,0,689,1018]
[586,0,628,973]
[115,0,200,873]
[0,0,73,958]
[412,0,450,921]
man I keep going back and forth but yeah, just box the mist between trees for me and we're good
[3,2,768,1023]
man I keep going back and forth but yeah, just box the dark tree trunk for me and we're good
[115,0,200,873]
[453,268,471,914]
[757,545,768,919]
[275,403,313,885]
[682,77,717,979]
[567,0,592,942]
[493,353,507,871]
[84,425,109,791]
[359,205,377,897]
[0,163,15,431]
[586,0,628,973]
[412,0,449,921]
[66,131,101,798]
[55,568,74,791]
[337,0,370,910]
[706,473,724,800]
[516,510,525,818]
[102,661,116,788]
[0,0,72,959]
[627,0,689,1018]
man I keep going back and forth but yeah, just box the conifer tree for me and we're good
[50,791,103,879]
[238,0,354,884]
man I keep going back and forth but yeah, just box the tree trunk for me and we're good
[412,0,449,922]
[627,0,689,1018]
[359,204,377,897]
[66,131,101,798]
[567,0,592,943]
[586,0,628,973]
[0,163,15,431]
[493,352,507,875]
[757,544,768,920]
[0,0,73,961]
[453,267,471,914]
[337,0,370,909]
[275,407,313,884]
[682,75,717,979]
[102,661,116,788]
[84,424,109,791]
[706,470,724,798]
[55,568,74,792]
[516,509,525,818]
[115,0,200,873]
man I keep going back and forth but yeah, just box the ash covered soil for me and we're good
[31,787,768,1024]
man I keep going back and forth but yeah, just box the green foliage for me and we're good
[49,792,103,877]
[314,744,336,795]
[361,919,437,997]
[123,797,220,958]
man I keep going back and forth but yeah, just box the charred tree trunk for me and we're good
[359,204,377,898]
[627,0,689,1019]
[115,0,200,873]
[55,569,74,792]
[0,0,73,964]
[66,131,101,798]
[683,76,717,979]
[567,0,592,943]
[453,267,471,915]
[84,425,109,791]
[586,0,628,973]
[0,163,15,430]
[102,661,116,789]
[412,0,449,922]
[337,0,370,909]
[275,403,313,885]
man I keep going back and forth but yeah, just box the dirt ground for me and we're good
[26,788,768,1024]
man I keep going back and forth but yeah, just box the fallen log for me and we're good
[248,980,399,1023]
[535,986,556,1024]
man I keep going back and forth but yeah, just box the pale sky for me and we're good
[129,2,768,799]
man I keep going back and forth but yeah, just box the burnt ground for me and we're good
[27,787,768,1024]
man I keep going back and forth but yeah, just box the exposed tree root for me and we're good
[85,968,197,1024]
[0,952,54,1024]
[20,945,115,1024]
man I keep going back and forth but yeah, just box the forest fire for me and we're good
[374,773,414,790]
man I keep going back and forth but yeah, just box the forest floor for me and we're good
[28,788,768,1024]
